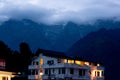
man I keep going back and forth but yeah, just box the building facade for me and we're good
[28,52,104,80]
[0,59,16,80]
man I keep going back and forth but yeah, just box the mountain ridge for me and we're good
[67,28,120,80]
[0,19,120,52]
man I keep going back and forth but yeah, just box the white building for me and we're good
[28,51,104,80]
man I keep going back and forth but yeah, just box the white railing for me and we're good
[28,65,40,69]
[42,63,65,68]
[93,76,104,80]
[28,75,39,79]
[42,74,90,80]
[42,63,90,69]
[96,66,104,70]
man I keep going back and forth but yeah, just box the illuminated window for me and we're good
[68,60,74,64]
[84,62,89,65]
[58,59,67,63]
[97,72,100,77]
[95,71,97,76]
[40,58,43,65]
[2,77,8,80]
[63,59,67,63]
[94,70,103,77]
[75,60,84,66]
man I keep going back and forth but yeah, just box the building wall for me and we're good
[28,53,104,80]
[0,71,15,80]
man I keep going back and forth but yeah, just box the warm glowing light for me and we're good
[63,59,67,63]
[40,72,43,76]
[40,68,44,75]
[97,64,100,66]
[75,60,84,66]
[91,70,104,78]
[68,60,74,64]
[40,58,43,65]
[0,71,16,80]
[84,62,89,65]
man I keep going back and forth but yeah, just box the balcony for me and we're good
[93,76,104,80]
[43,74,90,80]
[42,63,90,69]
[96,66,104,70]
[28,75,39,79]
[28,65,40,69]
[42,63,65,68]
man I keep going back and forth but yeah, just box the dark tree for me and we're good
[11,51,21,71]
[0,41,12,70]
[19,42,33,75]
[0,41,11,58]
[20,42,33,64]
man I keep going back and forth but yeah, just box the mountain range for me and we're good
[0,19,120,79]
[0,19,120,52]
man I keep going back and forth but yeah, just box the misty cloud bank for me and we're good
[0,0,120,24]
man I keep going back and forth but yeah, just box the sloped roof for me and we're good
[35,49,83,60]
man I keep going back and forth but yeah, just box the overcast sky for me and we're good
[0,0,120,24]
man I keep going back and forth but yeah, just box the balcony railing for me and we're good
[42,74,90,79]
[42,63,90,69]
[28,75,39,79]
[28,65,40,69]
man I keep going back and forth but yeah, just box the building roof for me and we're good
[35,49,83,60]
[34,49,103,66]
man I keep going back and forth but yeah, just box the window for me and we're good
[47,60,54,65]
[62,68,65,74]
[68,60,74,64]
[79,69,82,76]
[45,69,49,75]
[63,59,67,63]
[35,69,38,75]
[52,69,55,73]
[97,72,100,77]
[40,58,43,65]
[95,71,97,76]
[102,71,104,76]
[36,62,39,65]
[2,77,8,80]
[79,69,86,76]
[95,71,103,77]
[59,68,61,74]
[70,68,74,74]
[33,61,39,65]
[31,69,35,75]
[84,62,89,65]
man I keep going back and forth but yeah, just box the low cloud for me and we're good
[0,0,120,24]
